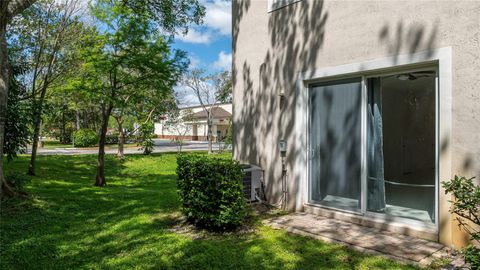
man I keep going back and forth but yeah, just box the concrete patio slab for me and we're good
[264,212,450,266]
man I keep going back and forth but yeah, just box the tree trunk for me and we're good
[1,0,37,197]
[75,109,81,130]
[95,105,112,186]
[0,12,15,198]
[115,116,124,159]
[60,104,66,144]
[27,88,47,176]
[207,111,212,154]
[83,111,87,129]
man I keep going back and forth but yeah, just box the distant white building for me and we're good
[154,103,232,141]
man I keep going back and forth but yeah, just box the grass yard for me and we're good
[1,153,422,269]
[41,140,137,150]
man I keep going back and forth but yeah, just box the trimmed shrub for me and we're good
[176,154,246,230]
[72,129,98,147]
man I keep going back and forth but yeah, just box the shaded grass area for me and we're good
[1,153,420,269]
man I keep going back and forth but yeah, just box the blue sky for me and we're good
[85,0,230,106]
[173,0,232,74]
[84,0,231,106]
[172,0,232,106]
[172,34,231,73]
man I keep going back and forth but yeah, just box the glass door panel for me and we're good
[366,72,436,224]
[308,78,362,212]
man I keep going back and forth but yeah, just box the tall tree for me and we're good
[78,0,188,186]
[1,0,37,197]
[4,51,31,162]
[110,90,138,159]
[0,0,204,195]
[164,106,195,153]
[183,69,232,154]
[10,0,86,176]
[122,0,205,35]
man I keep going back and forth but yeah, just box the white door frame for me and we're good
[294,47,452,235]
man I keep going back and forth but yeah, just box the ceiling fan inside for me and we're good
[393,71,435,81]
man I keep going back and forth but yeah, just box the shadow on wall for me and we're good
[379,20,477,177]
[233,0,329,208]
[233,0,478,213]
[379,20,438,63]
[232,0,251,163]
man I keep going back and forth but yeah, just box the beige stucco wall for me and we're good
[232,0,480,247]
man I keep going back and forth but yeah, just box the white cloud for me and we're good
[176,29,212,44]
[213,51,232,71]
[174,85,200,107]
[188,55,201,69]
[175,0,231,44]
[204,0,231,35]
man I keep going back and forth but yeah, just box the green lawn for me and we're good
[1,153,421,269]
[41,140,137,149]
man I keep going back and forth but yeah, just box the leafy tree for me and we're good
[43,86,77,144]
[0,0,205,196]
[182,69,232,153]
[41,23,102,145]
[4,63,31,161]
[7,0,87,176]
[111,84,174,159]
[77,0,187,186]
[111,107,129,159]
[138,122,155,155]
[122,0,205,35]
[164,107,196,153]
[1,0,38,197]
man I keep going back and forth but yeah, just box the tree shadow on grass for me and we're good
[1,154,418,269]
[147,226,419,270]
[1,154,181,269]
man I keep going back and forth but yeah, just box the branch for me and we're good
[129,108,156,135]
[7,0,36,22]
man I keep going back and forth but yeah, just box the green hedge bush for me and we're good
[176,154,246,230]
[72,129,98,147]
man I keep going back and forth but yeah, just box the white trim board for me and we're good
[294,47,452,236]
[299,47,451,82]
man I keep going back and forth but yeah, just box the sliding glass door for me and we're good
[308,70,437,226]
[308,78,362,212]
[366,72,436,224]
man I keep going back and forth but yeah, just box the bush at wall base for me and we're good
[442,176,480,269]
[462,245,479,269]
[176,154,246,230]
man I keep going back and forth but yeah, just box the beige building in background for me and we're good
[154,103,232,141]
[232,0,480,248]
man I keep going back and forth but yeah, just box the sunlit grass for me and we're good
[41,140,137,149]
[1,153,421,269]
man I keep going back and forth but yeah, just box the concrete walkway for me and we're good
[264,213,451,266]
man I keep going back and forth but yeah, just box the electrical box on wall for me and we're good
[279,140,287,156]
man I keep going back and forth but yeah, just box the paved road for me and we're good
[29,139,226,155]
